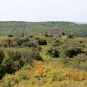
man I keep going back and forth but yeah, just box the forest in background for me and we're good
[0,21,87,37]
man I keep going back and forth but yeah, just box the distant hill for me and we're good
[0,21,87,37]
[73,21,87,24]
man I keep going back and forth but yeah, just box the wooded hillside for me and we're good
[0,21,87,37]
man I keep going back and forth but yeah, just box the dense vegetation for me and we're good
[0,33,87,87]
[0,21,87,37]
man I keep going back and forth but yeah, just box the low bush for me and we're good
[0,48,42,80]
[67,47,83,58]
[8,34,13,37]
[38,39,47,45]
[0,50,4,64]
[46,47,59,58]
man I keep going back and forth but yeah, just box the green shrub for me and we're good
[38,39,47,45]
[7,50,22,61]
[22,41,37,48]
[67,34,74,39]
[21,48,42,65]
[59,45,83,58]
[8,34,13,37]
[0,50,4,64]
[13,38,22,46]
[2,39,12,47]
[34,37,40,40]
[33,51,43,61]
[59,45,68,58]
[0,48,42,79]
[0,49,24,78]
[54,40,60,43]
[19,72,29,80]
[28,35,34,38]
[67,47,83,58]
[44,33,49,37]
[46,47,59,58]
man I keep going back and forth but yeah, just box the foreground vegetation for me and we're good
[0,21,87,37]
[0,34,87,87]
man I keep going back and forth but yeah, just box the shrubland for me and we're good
[0,34,87,87]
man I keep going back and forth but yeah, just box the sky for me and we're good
[0,0,87,22]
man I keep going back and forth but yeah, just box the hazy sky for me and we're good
[0,0,87,22]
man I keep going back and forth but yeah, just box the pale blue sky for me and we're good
[0,0,87,22]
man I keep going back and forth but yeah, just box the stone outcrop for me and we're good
[48,28,62,37]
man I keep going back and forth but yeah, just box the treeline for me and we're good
[0,21,87,37]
